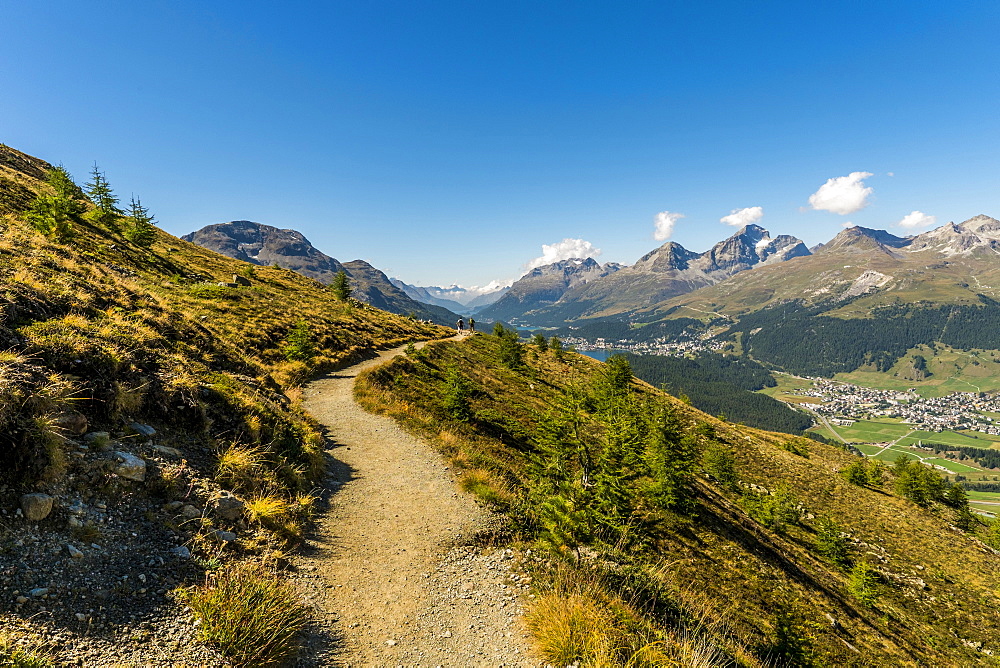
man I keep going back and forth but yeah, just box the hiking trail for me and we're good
[292,339,540,667]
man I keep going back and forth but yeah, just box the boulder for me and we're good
[179,504,202,519]
[113,451,147,482]
[212,493,245,521]
[20,493,54,521]
[151,444,182,457]
[54,411,88,435]
[83,432,112,450]
[128,423,156,438]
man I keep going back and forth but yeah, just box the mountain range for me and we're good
[653,215,1000,322]
[183,222,460,325]
[476,224,810,325]
[388,279,508,315]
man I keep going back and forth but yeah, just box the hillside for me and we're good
[184,221,459,325]
[521,225,809,325]
[0,143,449,664]
[358,331,1000,666]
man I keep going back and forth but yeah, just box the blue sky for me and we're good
[3,1,1000,288]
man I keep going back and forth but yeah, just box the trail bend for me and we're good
[293,338,539,667]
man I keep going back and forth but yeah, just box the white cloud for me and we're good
[887,172,895,177]
[842,221,856,228]
[808,171,874,215]
[720,206,764,227]
[897,210,936,229]
[525,238,602,271]
[653,211,684,241]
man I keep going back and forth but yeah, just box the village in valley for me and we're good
[790,379,1000,436]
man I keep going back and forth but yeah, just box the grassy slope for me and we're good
[0,144,450,661]
[357,334,1000,666]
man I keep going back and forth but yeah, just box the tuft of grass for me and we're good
[246,492,316,543]
[459,468,514,508]
[216,445,267,492]
[181,563,309,667]
[0,628,54,668]
[526,590,619,666]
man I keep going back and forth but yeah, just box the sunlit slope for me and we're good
[0,141,448,483]
[357,333,1000,666]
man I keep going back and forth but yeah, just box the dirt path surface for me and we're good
[292,341,540,667]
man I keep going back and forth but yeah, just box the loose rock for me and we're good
[212,493,245,521]
[128,423,157,437]
[20,493,54,521]
[54,410,88,435]
[114,451,147,482]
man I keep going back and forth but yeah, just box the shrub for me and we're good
[701,441,738,489]
[282,320,315,362]
[331,270,351,300]
[740,485,800,532]
[840,459,870,486]
[493,323,523,368]
[441,365,472,421]
[181,563,309,666]
[847,560,880,607]
[25,194,75,241]
[814,516,849,567]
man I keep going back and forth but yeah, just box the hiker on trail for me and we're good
[469,318,476,333]
[457,318,464,333]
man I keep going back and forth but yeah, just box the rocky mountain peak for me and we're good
[819,226,910,255]
[699,225,809,275]
[959,214,1000,239]
[734,223,768,241]
[634,241,700,272]
[525,256,602,279]
[906,216,1000,255]
[183,221,459,325]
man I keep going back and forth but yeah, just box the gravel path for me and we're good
[293,341,540,667]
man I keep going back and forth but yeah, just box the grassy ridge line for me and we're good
[355,334,1000,666]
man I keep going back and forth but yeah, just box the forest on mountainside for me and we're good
[726,297,1000,377]
[624,352,813,434]
[557,316,707,343]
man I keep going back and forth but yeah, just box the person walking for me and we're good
[457,318,465,333]
[469,317,476,333]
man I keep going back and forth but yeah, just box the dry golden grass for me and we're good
[0,623,54,668]
[216,445,269,493]
[180,563,309,667]
[527,590,621,666]
[246,492,316,543]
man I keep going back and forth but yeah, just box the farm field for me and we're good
[809,418,1000,449]
[852,443,983,473]
[759,373,816,402]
